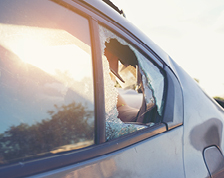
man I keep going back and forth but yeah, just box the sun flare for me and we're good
[0,23,92,82]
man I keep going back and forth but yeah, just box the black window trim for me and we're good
[90,18,106,144]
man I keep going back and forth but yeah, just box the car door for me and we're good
[0,0,185,177]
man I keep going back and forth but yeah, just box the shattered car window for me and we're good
[99,25,165,140]
[102,54,147,140]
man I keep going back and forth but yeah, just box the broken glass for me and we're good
[136,52,165,115]
[99,25,164,140]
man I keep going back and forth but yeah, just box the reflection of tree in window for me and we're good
[0,46,94,164]
[0,101,94,164]
[54,69,94,109]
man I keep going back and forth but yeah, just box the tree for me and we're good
[0,102,94,164]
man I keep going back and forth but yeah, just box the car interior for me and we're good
[104,38,158,126]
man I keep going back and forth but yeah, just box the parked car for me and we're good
[0,0,224,177]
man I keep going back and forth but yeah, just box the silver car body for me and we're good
[1,0,224,178]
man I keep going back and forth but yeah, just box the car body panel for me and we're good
[172,61,224,177]
[30,126,184,178]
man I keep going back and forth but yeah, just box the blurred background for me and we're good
[112,0,224,99]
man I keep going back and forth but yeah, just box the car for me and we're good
[0,0,224,177]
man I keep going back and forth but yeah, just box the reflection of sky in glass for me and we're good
[17,44,91,82]
[0,23,93,103]
[0,23,92,82]
[0,24,94,133]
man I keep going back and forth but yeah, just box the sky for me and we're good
[112,0,224,97]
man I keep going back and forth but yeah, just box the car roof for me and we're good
[80,0,171,66]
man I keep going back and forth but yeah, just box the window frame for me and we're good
[0,0,183,177]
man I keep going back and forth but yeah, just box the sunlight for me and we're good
[15,43,92,82]
[0,23,92,82]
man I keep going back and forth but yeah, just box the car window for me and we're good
[99,25,165,140]
[0,0,94,165]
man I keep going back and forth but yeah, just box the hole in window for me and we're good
[99,25,165,141]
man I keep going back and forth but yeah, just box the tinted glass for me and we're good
[0,0,94,164]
